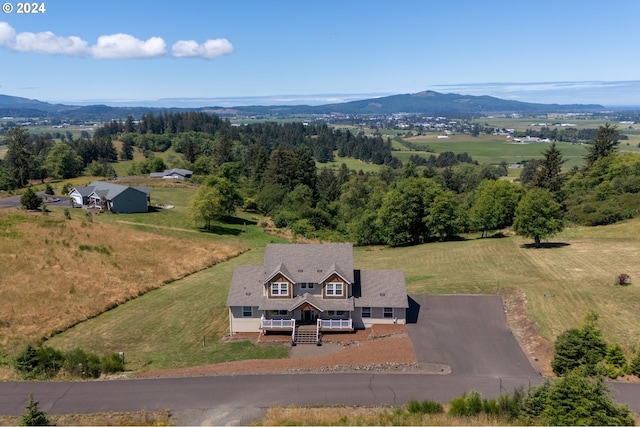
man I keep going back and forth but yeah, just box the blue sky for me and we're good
[1,0,639,107]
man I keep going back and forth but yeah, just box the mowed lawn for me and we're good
[356,219,640,348]
[47,216,640,372]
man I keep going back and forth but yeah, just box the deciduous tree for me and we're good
[513,188,563,247]
[43,142,84,179]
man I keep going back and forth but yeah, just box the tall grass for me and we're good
[0,207,245,355]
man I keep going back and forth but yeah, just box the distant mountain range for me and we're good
[0,91,605,121]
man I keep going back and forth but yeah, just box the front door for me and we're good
[302,310,314,323]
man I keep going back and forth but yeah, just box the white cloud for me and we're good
[0,22,233,60]
[0,22,16,46]
[13,31,89,56]
[171,38,234,59]
[91,33,166,59]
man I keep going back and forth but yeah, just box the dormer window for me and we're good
[326,282,344,296]
[271,282,289,296]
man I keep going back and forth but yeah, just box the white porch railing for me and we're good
[317,318,353,330]
[260,316,295,329]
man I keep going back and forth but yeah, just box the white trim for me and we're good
[242,306,253,317]
[326,282,344,296]
[270,282,289,296]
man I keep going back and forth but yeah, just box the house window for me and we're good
[300,283,315,289]
[361,307,371,318]
[242,306,252,317]
[271,282,289,296]
[384,307,394,318]
[270,310,288,316]
[326,282,344,296]
[328,311,335,317]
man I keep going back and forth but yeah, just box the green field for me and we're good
[45,184,640,371]
[400,134,590,169]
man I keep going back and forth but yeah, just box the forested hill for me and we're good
[0,91,604,121]
[232,91,605,116]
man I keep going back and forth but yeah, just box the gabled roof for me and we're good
[263,243,354,284]
[288,292,325,312]
[264,262,296,285]
[150,168,193,178]
[88,181,148,200]
[69,186,94,197]
[319,262,351,284]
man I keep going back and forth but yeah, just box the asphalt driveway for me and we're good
[406,295,540,378]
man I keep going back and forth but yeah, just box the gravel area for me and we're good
[136,325,450,379]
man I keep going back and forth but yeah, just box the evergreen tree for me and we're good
[586,123,619,167]
[533,142,566,197]
[20,394,49,426]
[20,188,43,211]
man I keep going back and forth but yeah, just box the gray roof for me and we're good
[227,244,407,309]
[69,186,94,197]
[150,168,193,178]
[263,243,354,283]
[354,270,408,308]
[87,181,149,200]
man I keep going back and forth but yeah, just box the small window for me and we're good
[279,310,288,315]
[336,311,344,316]
[361,307,371,318]
[271,282,289,296]
[384,307,393,318]
[326,282,343,296]
[242,306,252,317]
[328,311,335,317]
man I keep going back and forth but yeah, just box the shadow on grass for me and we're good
[197,215,258,236]
[521,242,571,249]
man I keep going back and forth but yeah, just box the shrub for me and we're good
[448,390,483,417]
[406,398,443,414]
[44,184,54,196]
[63,348,101,379]
[616,273,631,286]
[630,351,640,377]
[20,394,49,426]
[605,344,628,378]
[20,188,43,211]
[101,353,125,374]
[551,312,607,376]
[14,345,64,379]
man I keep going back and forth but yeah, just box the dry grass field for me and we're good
[258,406,512,426]
[0,208,246,355]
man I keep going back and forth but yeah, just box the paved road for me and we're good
[2,295,640,418]
[0,193,70,209]
[1,374,639,417]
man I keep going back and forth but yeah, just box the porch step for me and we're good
[294,329,318,344]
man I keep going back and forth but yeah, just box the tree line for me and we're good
[2,115,637,247]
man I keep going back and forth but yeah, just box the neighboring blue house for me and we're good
[69,181,150,213]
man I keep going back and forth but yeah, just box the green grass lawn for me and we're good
[401,134,589,169]
[316,155,385,173]
[46,201,640,370]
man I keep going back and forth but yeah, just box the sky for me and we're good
[1,0,639,107]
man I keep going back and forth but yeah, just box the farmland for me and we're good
[398,134,590,169]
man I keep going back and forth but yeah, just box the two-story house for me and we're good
[226,243,408,343]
